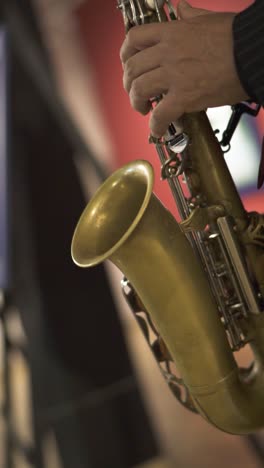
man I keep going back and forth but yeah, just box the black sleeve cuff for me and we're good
[233,0,264,104]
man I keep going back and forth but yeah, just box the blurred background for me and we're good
[0,0,264,467]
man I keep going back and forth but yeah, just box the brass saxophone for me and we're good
[71,0,264,434]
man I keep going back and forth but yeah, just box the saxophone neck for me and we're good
[183,111,247,227]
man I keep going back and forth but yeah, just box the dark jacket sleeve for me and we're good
[233,0,264,104]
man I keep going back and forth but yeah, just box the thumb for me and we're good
[177,0,212,20]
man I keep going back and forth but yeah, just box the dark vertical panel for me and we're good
[6,1,159,465]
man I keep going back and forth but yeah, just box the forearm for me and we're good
[233,0,264,105]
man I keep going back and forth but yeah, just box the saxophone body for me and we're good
[71,1,264,434]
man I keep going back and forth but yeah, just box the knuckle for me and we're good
[126,27,137,47]
[130,96,138,112]
[123,73,128,92]
[125,57,134,81]
[123,58,138,92]
[119,45,124,62]
[130,92,139,111]
[130,82,148,113]
[120,41,127,63]
[129,88,137,110]
[131,77,144,98]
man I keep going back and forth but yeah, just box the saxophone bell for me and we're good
[71,159,264,435]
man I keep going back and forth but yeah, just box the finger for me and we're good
[120,23,163,64]
[150,93,184,137]
[177,0,212,19]
[130,68,168,115]
[123,45,161,93]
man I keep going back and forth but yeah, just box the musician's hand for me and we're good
[120,0,248,137]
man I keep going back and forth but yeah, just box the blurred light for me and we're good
[207,106,260,192]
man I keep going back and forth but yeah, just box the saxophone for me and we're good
[71,0,264,434]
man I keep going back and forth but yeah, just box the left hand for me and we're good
[120,0,248,137]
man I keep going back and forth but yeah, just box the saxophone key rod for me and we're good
[217,216,261,316]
